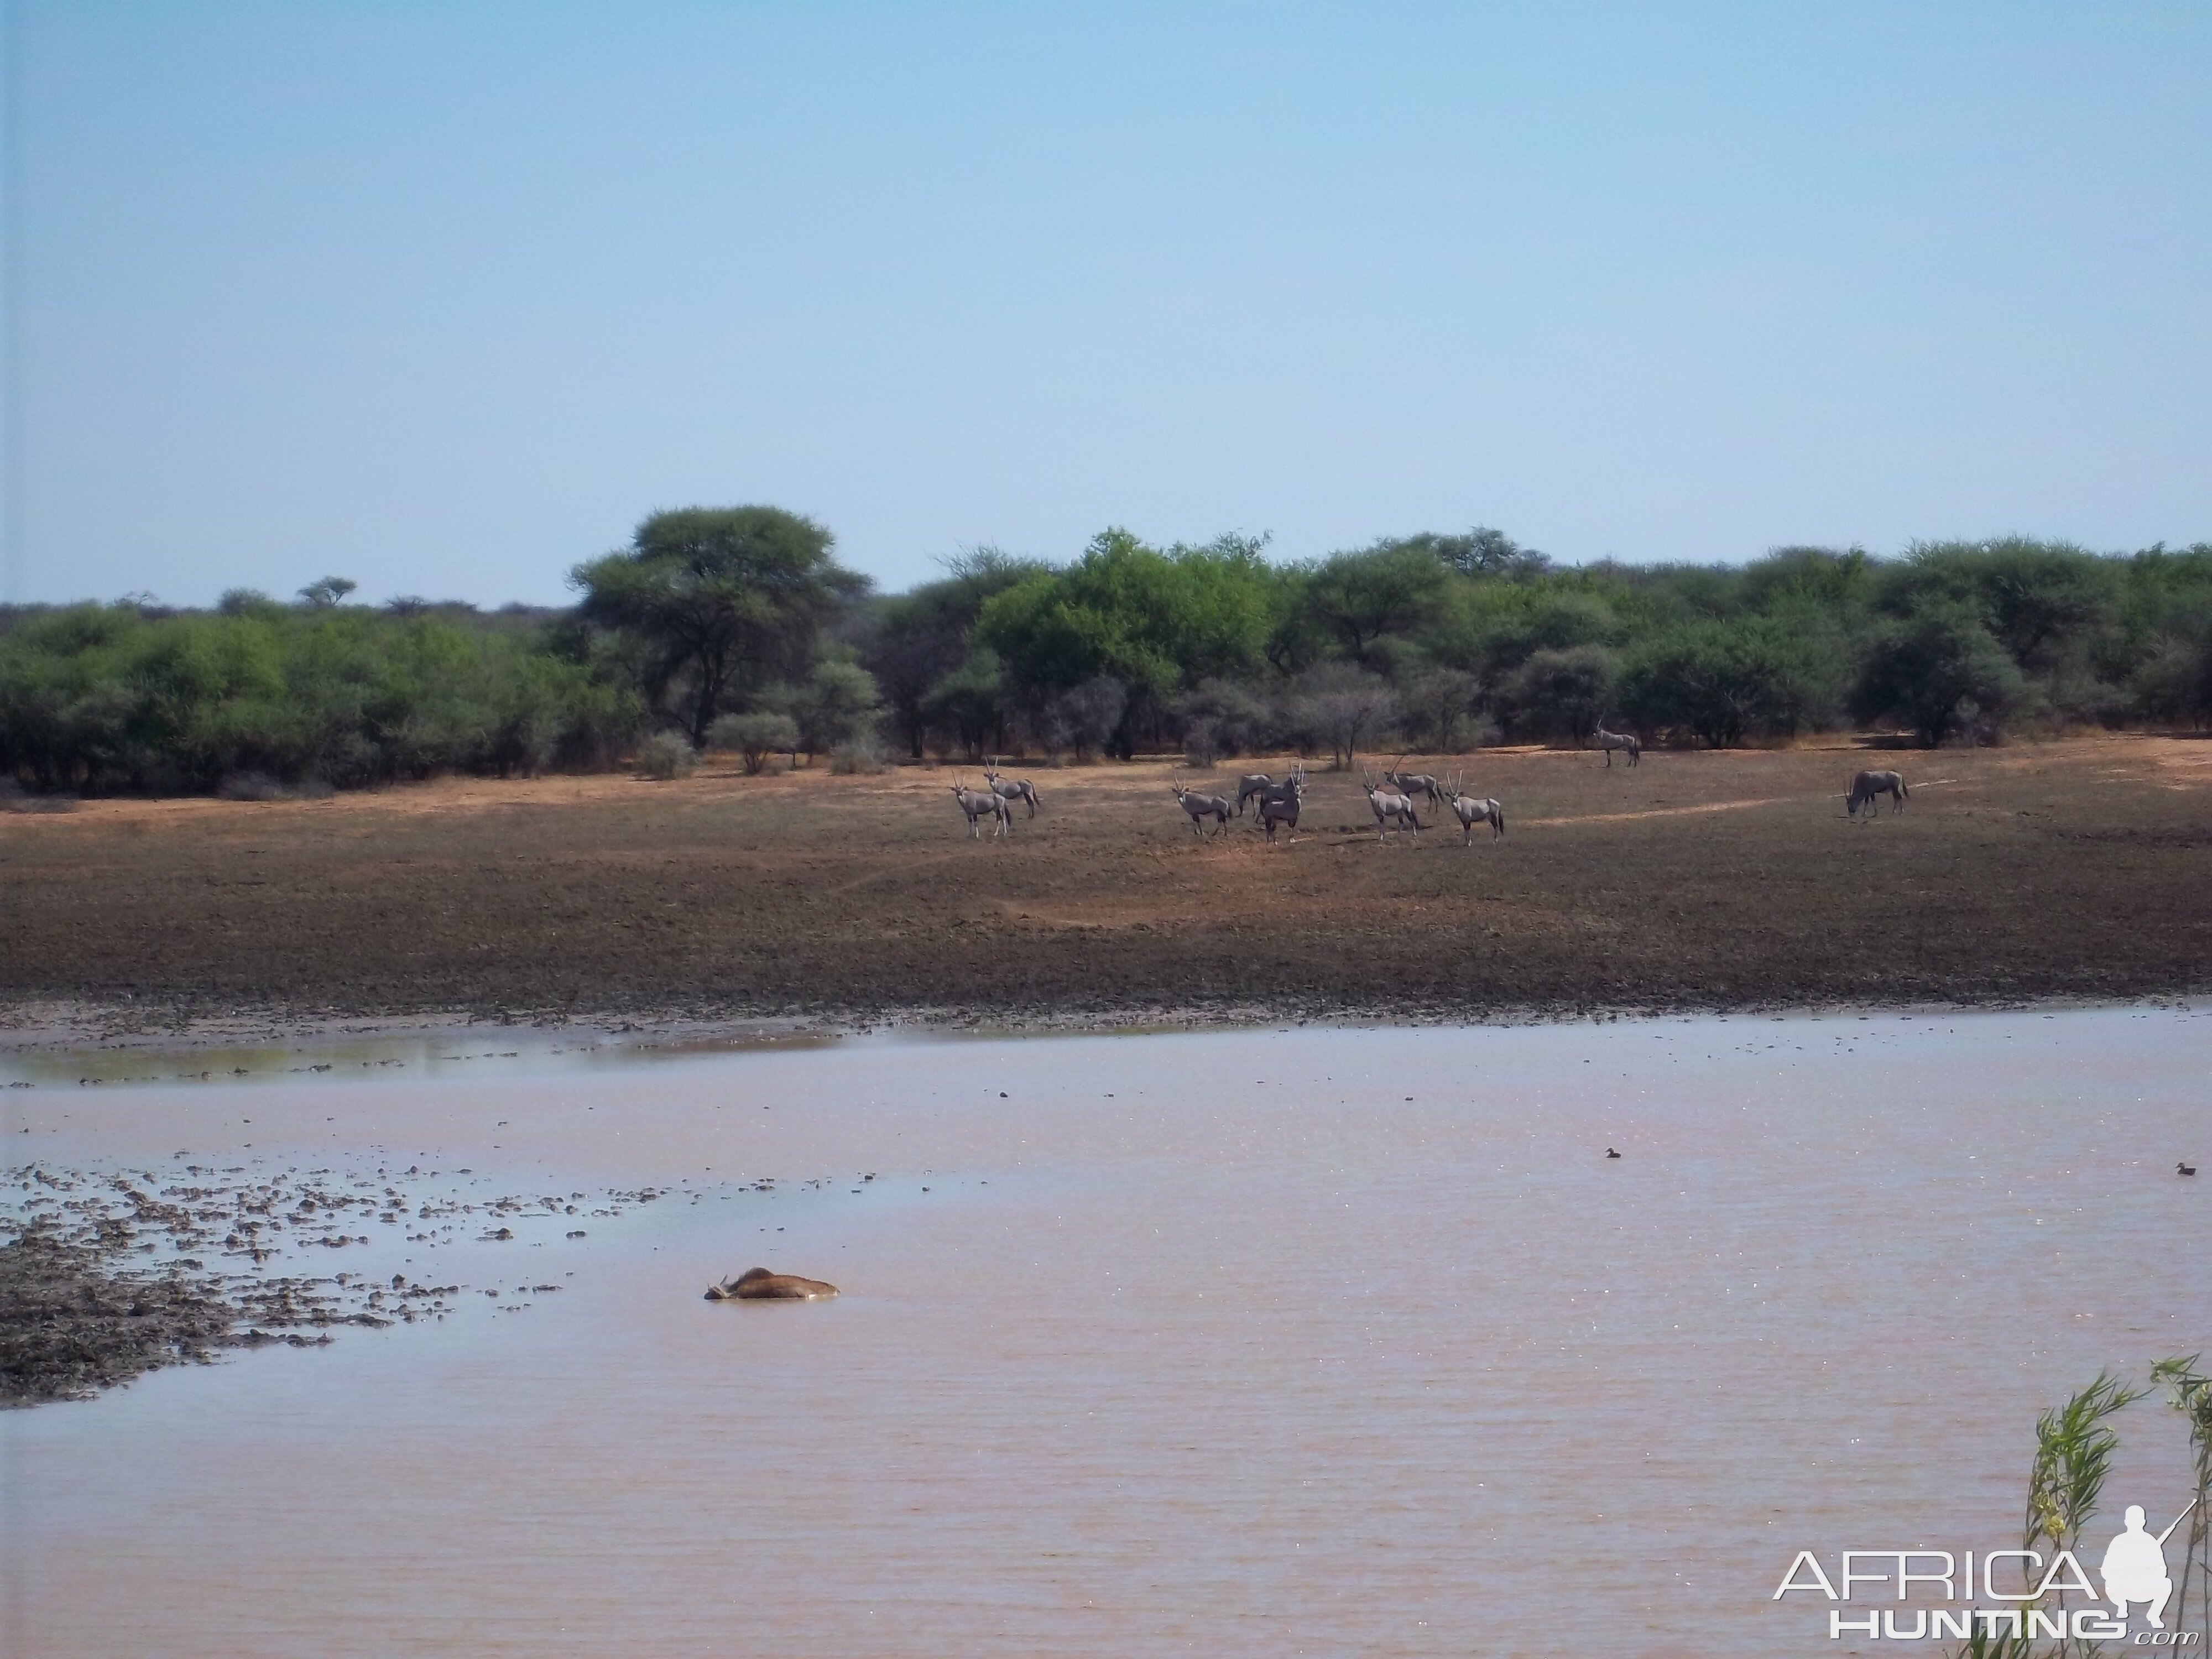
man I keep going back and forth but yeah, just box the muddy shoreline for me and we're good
[4,986,2205,1068]
[1,1156,670,1407]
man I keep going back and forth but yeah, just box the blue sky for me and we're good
[4,2,2207,606]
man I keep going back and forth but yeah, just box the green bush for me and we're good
[633,732,697,780]
[828,739,888,774]
[707,711,799,774]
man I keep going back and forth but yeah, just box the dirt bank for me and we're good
[4,736,2209,1034]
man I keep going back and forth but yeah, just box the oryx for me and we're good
[1360,768,1421,842]
[1590,719,1640,767]
[1256,786,1301,843]
[1249,762,1306,818]
[1238,761,1306,816]
[951,776,1012,838]
[1382,761,1446,807]
[1171,784,1234,837]
[1443,773,1505,842]
[1844,769,1908,817]
[982,758,1041,818]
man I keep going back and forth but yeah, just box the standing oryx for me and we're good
[1171,784,1234,837]
[950,776,1012,838]
[1360,768,1421,842]
[1844,769,1908,817]
[1255,779,1303,842]
[982,758,1041,819]
[1236,761,1307,816]
[1590,718,1641,767]
[1442,773,1505,843]
[1381,761,1446,808]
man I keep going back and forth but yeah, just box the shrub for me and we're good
[634,732,697,780]
[1175,677,1268,759]
[1282,662,1399,768]
[828,739,888,774]
[794,659,883,756]
[1053,675,1126,763]
[707,711,798,774]
[1619,623,1813,748]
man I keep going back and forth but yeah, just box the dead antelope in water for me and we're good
[951,776,1011,838]
[1844,769,1908,817]
[1171,784,1234,837]
[982,758,1040,819]
[1443,772,1505,842]
[704,1267,838,1301]
[1360,768,1421,842]
[1590,718,1640,767]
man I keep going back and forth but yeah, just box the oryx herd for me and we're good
[945,737,1912,842]
[1355,763,1506,845]
[948,758,1044,838]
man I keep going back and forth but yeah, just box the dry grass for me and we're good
[3,735,2209,1027]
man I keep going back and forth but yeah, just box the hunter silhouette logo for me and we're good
[2104,1500,2195,1630]
[1774,1498,2205,1644]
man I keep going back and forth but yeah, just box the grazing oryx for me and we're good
[1360,768,1421,842]
[951,776,1012,838]
[1171,785,1234,837]
[1382,763,1447,807]
[982,758,1041,819]
[1844,769,1908,817]
[1443,773,1505,843]
[1590,718,1640,767]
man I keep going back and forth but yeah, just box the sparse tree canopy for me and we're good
[299,577,357,608]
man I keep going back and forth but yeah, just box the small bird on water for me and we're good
[2182,1162,2198,1177]
[1605,1148,1622,1160]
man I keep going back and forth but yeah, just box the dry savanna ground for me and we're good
[4,736,2210,1030]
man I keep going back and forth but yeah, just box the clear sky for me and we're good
[3,2,2207,607]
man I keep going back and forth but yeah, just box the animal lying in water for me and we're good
[703,1267,839,1301]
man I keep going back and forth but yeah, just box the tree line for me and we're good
[4,504,2210,795]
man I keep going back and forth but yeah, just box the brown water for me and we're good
[4,1009,2208,1657]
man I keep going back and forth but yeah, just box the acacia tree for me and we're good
[1499,645,1617,744]
[1296,541,1451,666]
[571,507,868,747]
[1850,603,2024,745]
[859,547,1043,758]
[1620,622,1805,748]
